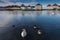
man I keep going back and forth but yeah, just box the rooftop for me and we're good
[28,5,31,7]
[36,4,42,6]
[47,4,51,7]
[53,4,58,6]
[21,4,25,7]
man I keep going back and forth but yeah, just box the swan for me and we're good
[37,30,42,35]
[21,28,27,38]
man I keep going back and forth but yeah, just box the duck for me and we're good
[33,25,42,35]
[37,30,42,35]
[21,28,27,38]
[33,25,39,30]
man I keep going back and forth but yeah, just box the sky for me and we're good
[0,0,60,6]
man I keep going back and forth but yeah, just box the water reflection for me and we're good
[52,10,57,15]
[22,11,25,16]
[35,11,42,16]
[47,10,52,15]
[46,10,60,16]
[0,10,60,27]
[0,11,13,27]
[0,10,60,40]
[6,10,60,16]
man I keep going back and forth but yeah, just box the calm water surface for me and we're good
[0,10,60,40]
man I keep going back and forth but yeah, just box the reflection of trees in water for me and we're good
[8,11,42,16]
[8,11,28,16]
[35,11,42,16]
[8,11,23,16]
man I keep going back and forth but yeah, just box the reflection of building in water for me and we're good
[52,10,57,15]
[10,11,18,15]
[36,11,42,16]
[22,11,25,16]
[8,11,18,14]
[47,10,58,15]
[47,11,52,15]
[27,11,31,15]
[35,4,42,10]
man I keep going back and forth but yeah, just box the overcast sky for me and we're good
[0,0,60,6]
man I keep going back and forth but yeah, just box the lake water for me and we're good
[0,10,60,40]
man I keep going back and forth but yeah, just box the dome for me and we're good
[28,5,31,7]
[47,4,51,7]
[53,4,58,6]
[21,4,25,7]
[36,4,42,6]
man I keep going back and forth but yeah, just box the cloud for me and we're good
[0,0,10,3]
[0,0,40,6]
[0,0,38,6]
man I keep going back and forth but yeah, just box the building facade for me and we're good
[35,4,42,10]
[21,4,26,10]
[27,5,31,9]
[46,4,53,9]
[52,4,58,10]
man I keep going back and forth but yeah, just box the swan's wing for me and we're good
[37,30,42,35]
[21,31,27,37]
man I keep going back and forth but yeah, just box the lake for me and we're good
[0,10,60,40]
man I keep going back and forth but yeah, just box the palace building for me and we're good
[35,4,42,10]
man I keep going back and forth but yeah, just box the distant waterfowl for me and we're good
[33,25,42,35]
[33,25,38,28]
[21,28,27,38]
[33,25,39,30]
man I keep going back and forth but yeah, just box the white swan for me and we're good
[37,30,42,35]
[21,29,27,38]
